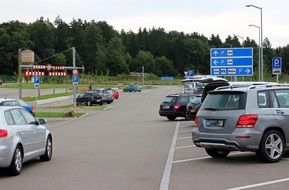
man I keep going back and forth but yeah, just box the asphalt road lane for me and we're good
[0,86,181,190]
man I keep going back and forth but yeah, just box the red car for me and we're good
[112,89,119,99]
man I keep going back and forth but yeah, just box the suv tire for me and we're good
[7,145,22,176]
[205,149,230,158]
[257,130,285,163]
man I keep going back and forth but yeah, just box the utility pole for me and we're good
[72,47,76,109]
[18,49,22,98]
[142,66,144,87]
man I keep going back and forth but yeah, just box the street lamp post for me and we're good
[249,24,261,82]
[246,4,263,81]
[235,35,245,81]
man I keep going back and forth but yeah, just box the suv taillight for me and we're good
[194,116,199,127]
[174,103,181,111]
[0,129,8,138]
[236,114,258,128]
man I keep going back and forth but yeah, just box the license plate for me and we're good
[163,105,170,109]
[204,119,224,127]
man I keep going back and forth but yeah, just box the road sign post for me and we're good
[210,48,253,78]
[272,57,282,83]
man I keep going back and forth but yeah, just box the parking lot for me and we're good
[2,86,289,190]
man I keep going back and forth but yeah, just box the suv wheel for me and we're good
[167,116,176,121]
[205,149,230,158]
[257,130,285,163]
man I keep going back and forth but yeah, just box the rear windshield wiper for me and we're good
[204,107,219,111]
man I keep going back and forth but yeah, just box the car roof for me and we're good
[0,106,23,111]
[181,75,228,83]
[0,98,17,102]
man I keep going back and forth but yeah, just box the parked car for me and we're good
[106,88,119,99]
[159,93,197,121]
[0,107,52,175]
[76,91,103,106]
[123,84,141,92]
[186,96,201,120]
[94,89,114,104]
[193,84,289,163]
[0,98,35,116]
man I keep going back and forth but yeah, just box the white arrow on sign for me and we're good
[213,59,219,65]
[245,68,250,74]
[213,51,219,56]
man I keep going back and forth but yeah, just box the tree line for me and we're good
[0,17,289,78]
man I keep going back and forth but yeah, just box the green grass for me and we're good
[35,111,85,118]
[23,92,72,101]
[44,104,108,110]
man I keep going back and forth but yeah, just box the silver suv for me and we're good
[192,84,289,162]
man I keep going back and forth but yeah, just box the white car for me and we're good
[0,107,52,175]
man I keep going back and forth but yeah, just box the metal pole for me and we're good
[18,49,22,98]
[142,66,144,87]
[72,47,76,109]
[260,8,264,81]
[277,74,279,83]
[258,27,261,82]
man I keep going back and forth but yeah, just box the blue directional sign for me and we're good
[210,48,253,76]
[272,57,282,75]
[211,67,253,76]
[72,75,79,86]
[34,76,40,88]
[210,48,253,57]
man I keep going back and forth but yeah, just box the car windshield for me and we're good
[202,91,246,110]
[191,97,201,104]
[163,96,177,104]
[18,99,27,106]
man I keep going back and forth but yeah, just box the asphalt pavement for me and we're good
[1,86,289,190]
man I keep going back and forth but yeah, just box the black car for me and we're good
[76,91,103,106]
[159,93,197,121]
[186,96,201,120]
[93,89,114,104]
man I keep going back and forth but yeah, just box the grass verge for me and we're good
[23,92,72,101]
[35,111,85,118]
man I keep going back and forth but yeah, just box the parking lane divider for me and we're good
[225,177,289,190]
[175,145,196,149]
[159,121,180,190]
[176,136,191,140]
[178,130,193,133]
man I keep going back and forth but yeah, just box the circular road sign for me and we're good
[72,69,78,75]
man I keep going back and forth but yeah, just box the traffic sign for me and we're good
[72,75,79,86]
[72,69,78,75]
[272,57,282,75]
[211,67,253,76]
[210,48,253,76]
[186,70,194,77]
[210,48,253,57]
[34,75,40,88]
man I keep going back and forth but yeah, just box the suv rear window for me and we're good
[202,91,246,110]
[163,96,177,104]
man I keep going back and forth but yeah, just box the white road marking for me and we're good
[178,130,193,133]
[225,178,289,190]
[173,152,246,164]
[175,145,196,149]
[173,156,211,163]
[159,121,180,190]
[179,125,193,128]
[48,113,88,128]
[177,136,191,140]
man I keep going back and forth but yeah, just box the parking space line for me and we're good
[173,156,211,163]
[225,177,289,190]
[159,121,180,190]
[179,125,193,128]
[175,145,196,149]
[177,136,191,140]
[178,130,193,133]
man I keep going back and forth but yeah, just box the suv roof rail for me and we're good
[248,84,289,89]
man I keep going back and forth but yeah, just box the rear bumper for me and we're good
[192,128,262,151]
[159,110,186,117]
[0,145,13,168]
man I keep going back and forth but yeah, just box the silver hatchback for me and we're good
[0,107,52,175]
[193,85,289,162]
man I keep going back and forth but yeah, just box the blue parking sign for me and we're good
[72,75,79,86]
[272,57,282,75]
[34,76,40,88]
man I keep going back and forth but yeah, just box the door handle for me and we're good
[276,110,285,114]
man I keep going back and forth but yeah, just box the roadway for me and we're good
[1,86,289,190]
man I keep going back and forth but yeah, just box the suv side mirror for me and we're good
[38,118,47,125]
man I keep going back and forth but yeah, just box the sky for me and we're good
[1,0,288,48]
